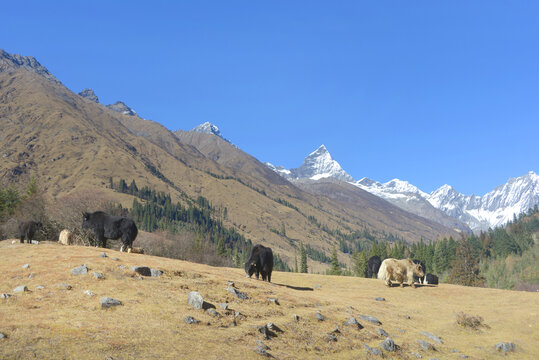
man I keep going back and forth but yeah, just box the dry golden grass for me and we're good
[1,240,537,359]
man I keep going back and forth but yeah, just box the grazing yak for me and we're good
[377,258,425,288]
[58,229,73,245]
[82,211,138,251]
[412,259,427,284]
[18,221,42,244]
[244,244,273,282]
[366,255,382,278]
[425,273,439,285]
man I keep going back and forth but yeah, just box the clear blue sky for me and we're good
[2,1,538,195]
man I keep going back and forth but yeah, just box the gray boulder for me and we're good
[374,297,385,301]
[184,316,200,324]
[417,340,435,351]
[99,252,107,258]
[0,333,6,339]
[84,290,95,296]
[207,308,220,317]
[13,285,28,293]
[344,317,363,329]
[93,272,104,280]
[71,264,88,275]
[421,331,443,344]
[494,342,515,352]
[101,297,122,309]
[35,285,44,290]
[226,286,249,300]
[381,337,396,352]
[57,283,72,290]
[219,303,228,310]
[315,312,325,321]
[267,297,279,305]
[377,328,389,337]
[359,315,382,325]
[188,291,204,310]
[363,343,382,356]
[22,264,30,269]
[256,340,269,350]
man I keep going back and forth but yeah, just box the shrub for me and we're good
[455,312,488,330]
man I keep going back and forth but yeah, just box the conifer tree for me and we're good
[329,246,341,275]
[448,239,483,286]
[352,250,368,277]
[300,243,308,273]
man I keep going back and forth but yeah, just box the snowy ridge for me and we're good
[192,122,231,143]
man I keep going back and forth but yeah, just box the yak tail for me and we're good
[377,259,388,281]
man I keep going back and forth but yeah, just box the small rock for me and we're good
[0,333,6,339]
[359,315,382,325]
[397,328,405,333]
[93,272,104,280]
[207,308,220,317]
[84,290,95,296]
[327,333,338,342]
[494,342,515,352]
[31,240,39,244]
[332,326,340,333]
[314,284,322,289]
[227,281,235,287]
[377,328,389,337]
[255,346,270,357]
[36,285,44,290]
[13,285,28,293]
[1,293,12,299]
[315,312,325,321]
[363,343,382,356]
[111,257,120,261]
[417,340,435,351]
[411,352,422,358]
[234,311,242,318]
[150,269,163,277]
[131,266,151,277]
[460,355,469,359]
[184,316,200,324]
[374,297,385,301]
[405,315,411,319]
[22,264,30,269]
[258,325,275,340]
[71,264,88,275]
[28,273,35,279]
[226,286,249,300]
[57,283,72,290]
[101,297,122,309]
[188,291,204,310]
[99,252,107,258]
[344,317,363,329]
[293,314,300,321]
[256,340,269,350]
[381,337,396,352]
[451,349,459,353]
[219,303,228,310]
[267,298,279,305]
[119,265,126,270]
[421,331,443,344]
[267,323,283,333]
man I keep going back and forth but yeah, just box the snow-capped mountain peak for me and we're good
[192,122,230,143]
[295,145,354,182]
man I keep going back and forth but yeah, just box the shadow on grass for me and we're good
[272,282,313,291]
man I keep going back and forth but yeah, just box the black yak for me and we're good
[18,221,42,243]
[82,211,138,251]
[366,255,382,278]
[244,244,273,282]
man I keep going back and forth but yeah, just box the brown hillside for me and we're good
[0,242,537,359]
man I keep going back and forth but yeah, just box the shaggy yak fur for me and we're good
[82,211,138,251]
[18,221,42,244]
[58,229,73,246]
[413,259,427,284]
[244,244,274,282]
[425,273,439,285]
[366,255,382,278]
[378,258,425,288]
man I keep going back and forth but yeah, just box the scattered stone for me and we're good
[405,315,411,319]
[22,264,30,269]
[184,316,200,324]
[31,240,39,244]
[460,355,469,358]
[71,264,88,275]
[131,266,151,277]
[421,331,443,344]
[377,328,389,337]
[313,284,322,289]
[93,272,104,280]
[150,269,163,277]
[327,333,338,342]
[0,333,6,339]
[111,257,120,261]
[266,323,283,333]
[315,312,325,321]
[119,265,126,270]
[257,325,276,340]
[397,328,405,333]
[451,349,458,353]
[11,240,16,244]
[293,314,300,322]
[374,297,385,301]
[332,326,340,333]
[381,337,396,352]
[344,317,363,329]
[57,283,72,290]
[494,342,515,352]
[207,308,220,317]
[28,273,35,279]
[234,311,242,318]
[255,346,270,357]
[1,293,12,299]
[267,298,279,305]
[13,285,28,293]
[411,352,422,358]
[84,290,95,296]
[417,340,435,351]
[227,281,235,287]
[256,340,269,350]
[101,297,122,309]
[188,291,205,310]
[363,343,382,356]
[219,303,228,310]
[99,252,107,258]
[36,285,44,290]
[359,315,382,325]
[226,286,249,300]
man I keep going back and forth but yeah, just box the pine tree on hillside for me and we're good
[352,250,368,277]
[448,239,483,287]
[300,243,308,273]
[329,246,341,275]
